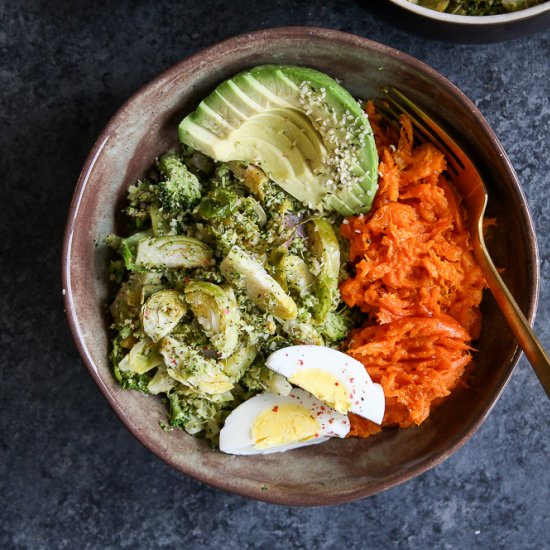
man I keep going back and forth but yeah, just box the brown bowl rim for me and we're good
[62,26,540,506]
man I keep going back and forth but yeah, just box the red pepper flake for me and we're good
[349,394,353,399]
[335,382,339,386]
[320,406,325,411]
[350,377,354,383]
[298,359,304,366]
[314,433,319,437]
[328,418,334,424]
[317,412,322,416]
[224,308,230,315]
[272,406,279,412]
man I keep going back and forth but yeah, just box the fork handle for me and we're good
[476,245,550,398]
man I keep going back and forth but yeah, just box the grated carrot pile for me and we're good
[341,102,486,437]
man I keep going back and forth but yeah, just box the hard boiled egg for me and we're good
[266,345,385,424]
[219,388,350,455]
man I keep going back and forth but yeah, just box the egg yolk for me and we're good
[288,369,351,414]
[251,404,320,450]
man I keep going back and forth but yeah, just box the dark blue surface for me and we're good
[1,1,549,548]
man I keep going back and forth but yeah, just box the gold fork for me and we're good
[377,88,550,398]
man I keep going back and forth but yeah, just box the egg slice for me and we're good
[219,388,350,455]
[265,345,385,424]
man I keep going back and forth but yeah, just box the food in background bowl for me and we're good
[63,28,538,504]
[106,65,485,455]
[408,0,544,15]
[382,0,550,42]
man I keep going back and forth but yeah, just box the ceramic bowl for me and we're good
[62,27,539,505]
[378,0,550,42]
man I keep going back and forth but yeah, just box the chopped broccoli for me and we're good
[157,153,202,211]
[108,260,125,284]
[168,392,189,429]
[195,188,240,220]
[126,179,157,221]
[111,332,153,392]
[105,234,123,250]
[114,368,153,393]
[240,361,291,395]
[167,387,237,439]
[320,308,355,342]
[210,163,235,189]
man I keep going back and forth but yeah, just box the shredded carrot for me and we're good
[342,102,486,436]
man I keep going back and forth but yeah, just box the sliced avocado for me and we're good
[179,65,378,215]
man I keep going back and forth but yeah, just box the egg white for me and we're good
[219,388,350,455]
[265,345,385,424]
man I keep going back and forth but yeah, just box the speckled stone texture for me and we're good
[1,1,549,548]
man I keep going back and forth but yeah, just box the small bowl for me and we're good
[62,27,539,505]
[378,0,550,42]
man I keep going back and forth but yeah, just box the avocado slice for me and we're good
[179,65,378,215]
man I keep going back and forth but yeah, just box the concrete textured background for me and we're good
[1,0,549,548]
